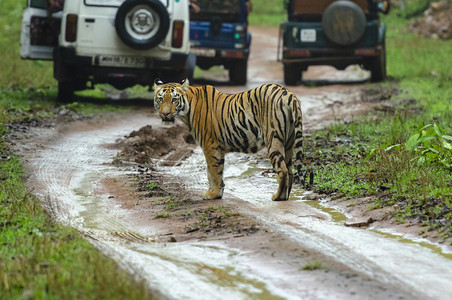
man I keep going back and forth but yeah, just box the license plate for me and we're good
[191,48,216,57]
[97,55,146,68]
[301,29,316,42]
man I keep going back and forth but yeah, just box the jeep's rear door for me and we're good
[20,0,61,60]
[189,0,246,49]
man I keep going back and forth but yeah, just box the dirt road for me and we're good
[16,27,452,299]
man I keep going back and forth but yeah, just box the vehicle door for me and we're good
[20,0,62,60]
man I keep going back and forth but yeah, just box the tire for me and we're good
[229,59,247,85]
[57,81,75,103]
[370,45,386,82]
[284,63,301,86]
[322,1,366,46]
[115,0,170,50]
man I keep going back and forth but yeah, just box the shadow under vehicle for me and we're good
[279,0,390,85]
[189,0,252,85]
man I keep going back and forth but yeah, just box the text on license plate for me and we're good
[98,55,146,68]
[190,48,216,57]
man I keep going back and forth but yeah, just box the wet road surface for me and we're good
[24,26,452,299]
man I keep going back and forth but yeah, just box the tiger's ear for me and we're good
[154,78,164,89]
[181,78,189,91]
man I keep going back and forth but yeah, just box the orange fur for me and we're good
[154,79,303,201]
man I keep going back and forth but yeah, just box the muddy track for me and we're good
[13,26,452,299]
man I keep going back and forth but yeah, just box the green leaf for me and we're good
[385,144,403,152]
[363,148,376,163]
[441,140,452,150]
[406,133,420,152]
[433,123,444,137]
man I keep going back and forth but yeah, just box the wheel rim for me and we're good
[124,5,161,41]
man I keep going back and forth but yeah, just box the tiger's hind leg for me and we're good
[202,148,225,200]
[285,146,295,198]
[268,140,290,201]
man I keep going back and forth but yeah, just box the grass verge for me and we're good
[0,89,153,298]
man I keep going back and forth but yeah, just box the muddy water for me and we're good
[161,146,452,299]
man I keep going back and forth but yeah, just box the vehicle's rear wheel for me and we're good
[115,0,170,50]
[57,81,75,103]
[284,63,301,86]
[369,45,386,82]
[229,59,247,85]
[57,80,86,103]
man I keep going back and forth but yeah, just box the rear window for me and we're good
[292,0,368,15]
[190,0,242,23]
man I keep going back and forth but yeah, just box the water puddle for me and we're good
[165,149,452,299]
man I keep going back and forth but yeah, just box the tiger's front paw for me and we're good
[202,190,223,200]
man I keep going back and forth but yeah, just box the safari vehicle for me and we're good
[20,0,190,101]
[189,0,251,85]
[279,0,389,85]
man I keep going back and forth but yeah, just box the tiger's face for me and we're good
[153,79,189,124]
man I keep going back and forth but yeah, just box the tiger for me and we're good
[153,79,304,201]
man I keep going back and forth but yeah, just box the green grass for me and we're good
[0,2,54,88]
[306,8,452,240]
[0,140,153,299]
[301,259,326,271]
[248,0,286,26]
[0,1,153,297]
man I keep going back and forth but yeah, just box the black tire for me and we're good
[57,81,75,103]
[284,63,301,86]
[322,1,366,46]
[115,0,170,50]
[370,45,386,82]
[229,59,247,85]
[57,80,86,103]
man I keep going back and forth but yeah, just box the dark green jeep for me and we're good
[280,0,389,85]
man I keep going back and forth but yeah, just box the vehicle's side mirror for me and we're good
[378,0,390,14]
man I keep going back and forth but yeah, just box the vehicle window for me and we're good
[190,0,242,23]
[30,0,47,9]
[293,0,368,15]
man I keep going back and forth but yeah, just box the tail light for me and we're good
[172,20,184,48]
[65,14,78,42]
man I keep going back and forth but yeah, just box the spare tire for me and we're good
[322,1,366,46]
[115,0,170,50]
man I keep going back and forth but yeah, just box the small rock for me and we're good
[344,217,374,227]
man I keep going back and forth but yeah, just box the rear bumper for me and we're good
[54,46,188,85]
[190,47,249,69]
[281,45,383,68]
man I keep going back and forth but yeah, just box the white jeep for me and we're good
[20,0,190,102]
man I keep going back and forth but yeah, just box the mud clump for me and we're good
[114,124,195,165]
[410,1,452,39]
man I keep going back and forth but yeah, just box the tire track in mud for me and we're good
[26,113,415,300]
[157,146,452,300]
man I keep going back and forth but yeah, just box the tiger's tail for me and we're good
[291,96,307,185]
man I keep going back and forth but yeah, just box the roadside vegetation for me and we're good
[305,5,452,240]
[0,1,152,299]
